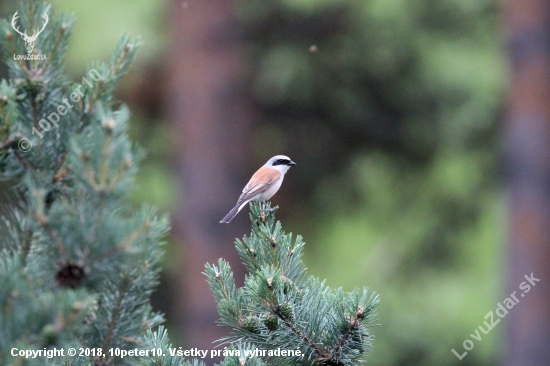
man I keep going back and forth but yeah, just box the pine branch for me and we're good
[276,313,331,360]
[101,277,129,352]
[331,308,363,356]
[92,220,152,262]
[206,201,379,365]
[41,19,67,71]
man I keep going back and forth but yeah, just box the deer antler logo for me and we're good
[11,11,49,54]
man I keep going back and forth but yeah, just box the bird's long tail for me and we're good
[220,202,245,223]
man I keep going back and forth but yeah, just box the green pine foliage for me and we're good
[205,202,379,366]
[0,1,169,365]
[140,326,268,366]
[1,2,380,366]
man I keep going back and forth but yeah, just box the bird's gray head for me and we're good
[265,155,296,173]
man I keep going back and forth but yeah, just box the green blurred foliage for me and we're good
[27,0,507,365]
[309,153,504,365]
[51,0,167,72]
[236,0,506,365]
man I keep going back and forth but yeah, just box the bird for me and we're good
[220,155,296,223]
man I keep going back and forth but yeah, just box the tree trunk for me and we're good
[165,0,253,361]
[503,1,550,364]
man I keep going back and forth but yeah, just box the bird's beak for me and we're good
[288,161,296,166]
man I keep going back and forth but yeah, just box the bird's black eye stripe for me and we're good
[273,159,290,166]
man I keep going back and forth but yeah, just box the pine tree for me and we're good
[0,1,379,365]
[204,202,379,366]
[0,1,169,365]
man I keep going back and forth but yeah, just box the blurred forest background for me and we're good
[0,0,518,365]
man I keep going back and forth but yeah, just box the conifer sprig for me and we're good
[205,202,379,366]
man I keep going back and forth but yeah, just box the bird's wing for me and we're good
[236,167,281,204]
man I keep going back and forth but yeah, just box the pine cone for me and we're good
[263,313,279,331]
[242,316,261,334]
[55,261,85,288]
[277,302,294,320]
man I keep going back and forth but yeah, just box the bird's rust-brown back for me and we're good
[237,167,281,203]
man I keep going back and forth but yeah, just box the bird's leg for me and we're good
[259,203,278,223]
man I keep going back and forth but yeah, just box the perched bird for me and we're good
[220,155,296,223]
